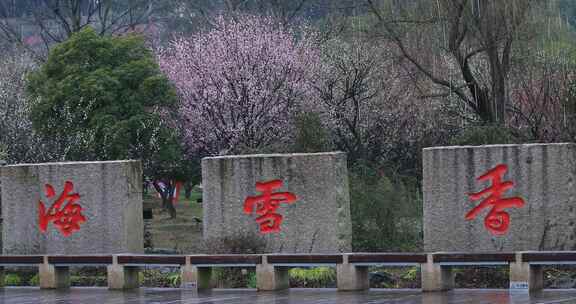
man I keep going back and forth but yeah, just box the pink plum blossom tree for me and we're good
[159,15,320,155]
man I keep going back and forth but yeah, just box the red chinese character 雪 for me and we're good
[39,181,86,237]
[243,179,297,234]
[465,164,525,235]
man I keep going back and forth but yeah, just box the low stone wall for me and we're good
[0,160,143,254]
[202,152,352,253]
[423,143,576,252]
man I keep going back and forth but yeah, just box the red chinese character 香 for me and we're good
[243,179,297,234]
[39,181,86,237]
[465,164,525,235]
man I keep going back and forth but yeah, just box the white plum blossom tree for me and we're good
[0,49,56,163]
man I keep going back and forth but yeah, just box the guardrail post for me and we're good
[39,256,70,289]
[181,256,211,290]
[421,253,453,292]
[256,255,289,291]
[0,159,5,252]
[180,256,196,289]
[107,255,139,290]
[337,254,369,291]
[509,252,543,291]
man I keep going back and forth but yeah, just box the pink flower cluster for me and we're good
[159,15,320,155]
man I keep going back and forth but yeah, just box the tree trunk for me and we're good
[491,70,507,125]
[161,194,177,219]
[488,47,508,125]
[184,182,193,200]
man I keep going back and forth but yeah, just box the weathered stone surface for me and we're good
[202,152,351,253]
[39,258,70,289]
[0,160,143,254]
[421,254,454,292]
[256,256,289,291]
[337,255,369,291]
[107,258,140,290]
[423,143,576,252]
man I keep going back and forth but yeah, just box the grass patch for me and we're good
[289,267,337,288]
[145,189,204,252]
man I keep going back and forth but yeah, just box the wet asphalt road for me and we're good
[2,288,576,304]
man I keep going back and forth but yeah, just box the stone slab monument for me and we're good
[423,143,576,252]
[202,152,352,253]
[0,160,143,254]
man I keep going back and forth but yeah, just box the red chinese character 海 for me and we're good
[465,164,525,235]
[39,181,86,237]
[243,179,297,234]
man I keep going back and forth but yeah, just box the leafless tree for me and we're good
[311,37,436,167]
[508,61,574,142]
[170,0,315,29]
[367,0,542,124]
[0,0,161,61]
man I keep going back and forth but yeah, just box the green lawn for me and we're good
[144,188,204,253]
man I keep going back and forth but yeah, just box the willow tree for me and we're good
[368,0,542,124]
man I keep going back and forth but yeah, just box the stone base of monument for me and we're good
[336,255,369,291]
[509,252,544,291]
[107,256,139,290]
[420,254,454,292]
[256,256,289,291]
[39,257,70,289]
[107,265,139,290]
[181,264,211,290]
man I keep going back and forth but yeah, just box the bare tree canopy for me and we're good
[367,0,542,124]
[0,0,160,60]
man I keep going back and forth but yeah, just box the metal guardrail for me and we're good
[0,252,571,291]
